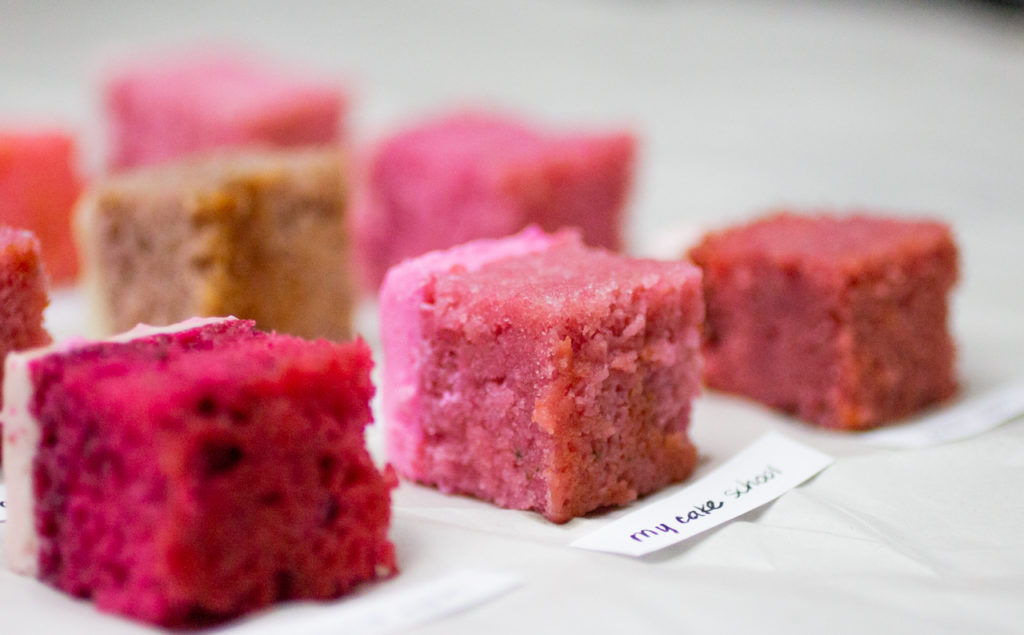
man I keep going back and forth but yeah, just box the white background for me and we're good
[2,1,1023,633]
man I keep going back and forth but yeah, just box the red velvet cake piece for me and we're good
[355,112,635,290]
[0,129,83,284]
[105,51,345,169]
[2,318,395,627]
[689,212,959,430]
[381,227,703,523]
[0,226,51,422]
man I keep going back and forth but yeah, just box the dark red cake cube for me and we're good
[689,212,958,430]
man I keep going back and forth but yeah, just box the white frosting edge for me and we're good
[2,316,236,576]
[3,348,43,575]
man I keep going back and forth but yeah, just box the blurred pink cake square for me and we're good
[689,212,958,430]
[2,318,395,627]
[0,129,83,284]
[380,227,703,523]
[105,51,345,169]
[356,113,635,290]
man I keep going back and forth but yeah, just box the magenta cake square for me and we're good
[380,227,703,523]
[689,212,959,430]
[355,112,635,290]
[2,318,395,627]
[105,51,345,169]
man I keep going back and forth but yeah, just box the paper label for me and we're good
[223,569,522,634]
[858,377,1024,449]
[571,433,834,557]
[0,482,7,524]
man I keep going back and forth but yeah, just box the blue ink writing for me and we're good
[629,499,724,542]
[675,499,724,524]
[723,465,782,499]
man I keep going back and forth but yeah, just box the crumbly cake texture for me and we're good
[0,226,51,434]
[75,148,355,340]
[1,318,395,627]
[0,129,83,284]
[355,112,635,291]
[381,227,703,523]
[106,51,344,169]
[689,212,959,430]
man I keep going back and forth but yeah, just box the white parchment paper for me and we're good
[3,2,1024,633]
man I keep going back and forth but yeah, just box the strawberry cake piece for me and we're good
[689,212,959,430]
[105,51,345,169]
[2,317,395,627]
[75,147,355,341]
[0,225,52,464]
[0,129,83,284]
[0,226,51,419]
[356,112,635,290]
[381,227,703,523]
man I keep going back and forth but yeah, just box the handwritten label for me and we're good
[222,569,522,635]
[0,482,7,524]
[858,377,1024,449]
[571,433,834,557]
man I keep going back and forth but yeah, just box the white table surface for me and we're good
[2,1,1023,633]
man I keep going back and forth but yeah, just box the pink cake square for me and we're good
[381,227,703,523]
[0,226,51,424]
[688,212,959,430]
[2,318,395,627]
[105,51,345,169]
[355,112,635,290]
[0,129,83,284]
